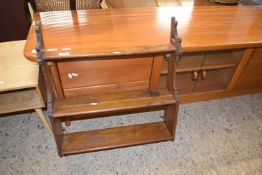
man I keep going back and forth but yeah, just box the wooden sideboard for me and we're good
[25,7,262,104]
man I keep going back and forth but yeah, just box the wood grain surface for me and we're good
[53,88,175,118]
[193,68,235,93]
[0,89,44,114]
[234,47,262,90]
[24,6,262,61]
[0,41,38,91]
[57,57,153,89]
[62,121,172,155]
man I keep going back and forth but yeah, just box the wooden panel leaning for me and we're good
[0,41,51,133]
[34,16,182,156]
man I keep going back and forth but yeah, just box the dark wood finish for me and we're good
[0,0,31,42]
[63,122,172,155]
[166,53,176,94]
[234,48,262,90]
[24,7,262,62]
[70,0,77,10]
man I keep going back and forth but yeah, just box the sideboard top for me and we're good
[24,6,262,61]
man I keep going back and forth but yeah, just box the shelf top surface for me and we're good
[24,6,262,61]
[0,40,39,92]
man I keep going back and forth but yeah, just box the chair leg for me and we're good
[164,103,179,139]
[35,108,52,133]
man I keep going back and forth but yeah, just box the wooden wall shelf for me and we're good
[24,16,181,156]
[24,7,262,156]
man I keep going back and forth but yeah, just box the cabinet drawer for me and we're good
[202,49,243,69]
[194,68,235,93]
[57,57,153,89]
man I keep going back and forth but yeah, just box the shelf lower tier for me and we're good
[62,121,173,155]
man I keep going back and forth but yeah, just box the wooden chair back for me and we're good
[29,0,101,12]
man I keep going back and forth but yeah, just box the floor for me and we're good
[0,93,261,175]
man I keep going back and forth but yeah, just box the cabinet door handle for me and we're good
[192,71,198,81]
[201,70,207,79]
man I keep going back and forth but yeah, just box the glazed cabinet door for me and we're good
[160,52,204,94]
[193,68,235,93]
[161,49,244,95]
[234,47,262,90]
[202,49,243,70]
[193,49,243,93]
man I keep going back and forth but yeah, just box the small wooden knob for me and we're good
[192,71,198,81]
[201,70,207,79]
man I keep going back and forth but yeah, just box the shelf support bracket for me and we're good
[170,17,183,63]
